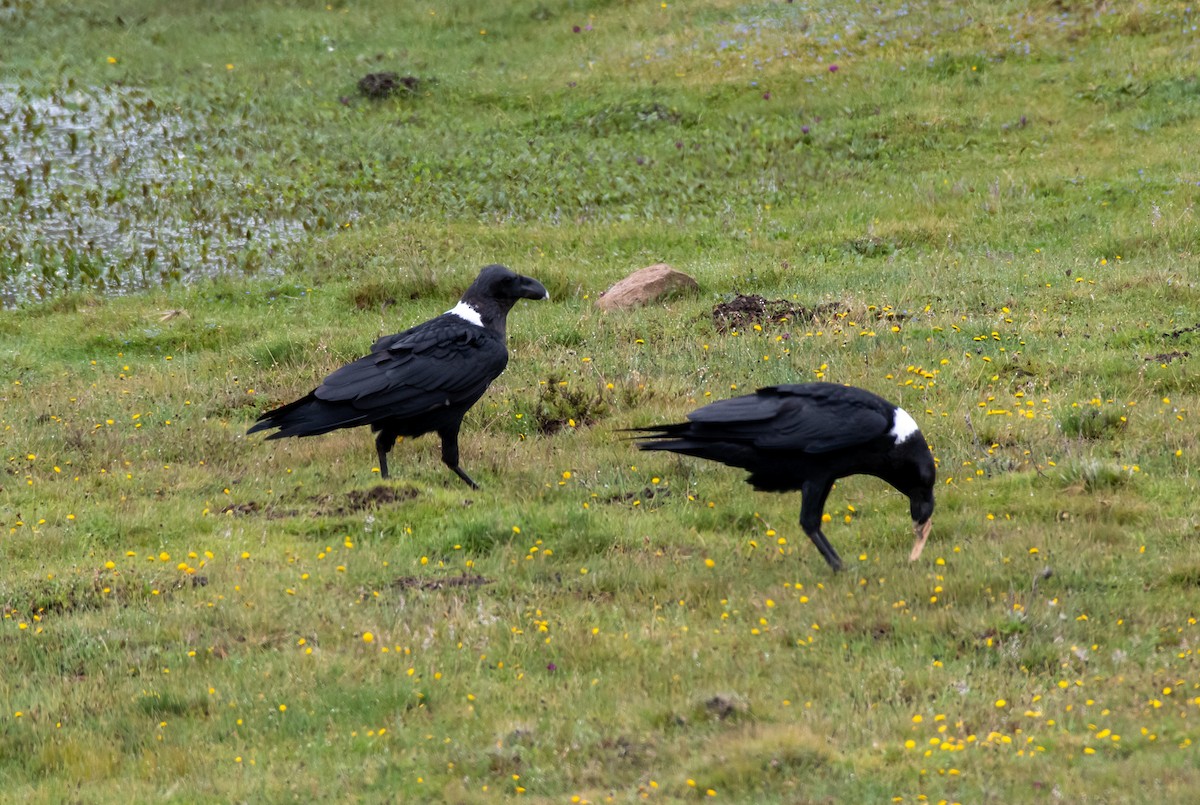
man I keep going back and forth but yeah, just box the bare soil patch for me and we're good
[391,573,492,591]
[712,294,841,334]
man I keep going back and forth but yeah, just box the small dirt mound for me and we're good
[220,501,260,516]
[315,485,419,516]
[357,72,421,99]
[712,294,840,334]
[391,573,492,591]
[602,485,670,504]
[347,485,418,509]
[703,693,749,721]
[1163,322,1200,340]
[1145,351,1190,363]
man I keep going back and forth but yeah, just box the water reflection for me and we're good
[0,83,302,306]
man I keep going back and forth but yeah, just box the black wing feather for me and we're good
[315,315,508,422]
[673,384,892,454]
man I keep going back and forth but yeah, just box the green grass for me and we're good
[2,0,1200,802]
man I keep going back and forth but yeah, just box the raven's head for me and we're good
[471,264,549,303]
[898,434,936,561]
[454,264,549,336]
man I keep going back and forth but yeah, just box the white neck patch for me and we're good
[446,301,483,327]
[889,407,920,443]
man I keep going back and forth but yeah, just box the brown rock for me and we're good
[595,264,699,311]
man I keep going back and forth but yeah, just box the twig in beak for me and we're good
[909,519,932,561]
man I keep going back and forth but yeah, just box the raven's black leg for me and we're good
[438,424,479,489]
[799,479,842,571]
[374,430,397,479]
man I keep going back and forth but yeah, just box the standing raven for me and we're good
[248,264,549,488]
[633,382,935,571]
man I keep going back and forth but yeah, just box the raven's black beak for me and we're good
[518,276,550,301]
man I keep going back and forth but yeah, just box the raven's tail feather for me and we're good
[620,421,690,440]
[247,393,369,439]
[632,422,734,464]
[633,425,775,483]
[637,437,735,464]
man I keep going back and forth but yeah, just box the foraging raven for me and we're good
[633,382,935,571]
[248,264,549,488]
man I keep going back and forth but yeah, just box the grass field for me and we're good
[2,1,1200,802]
